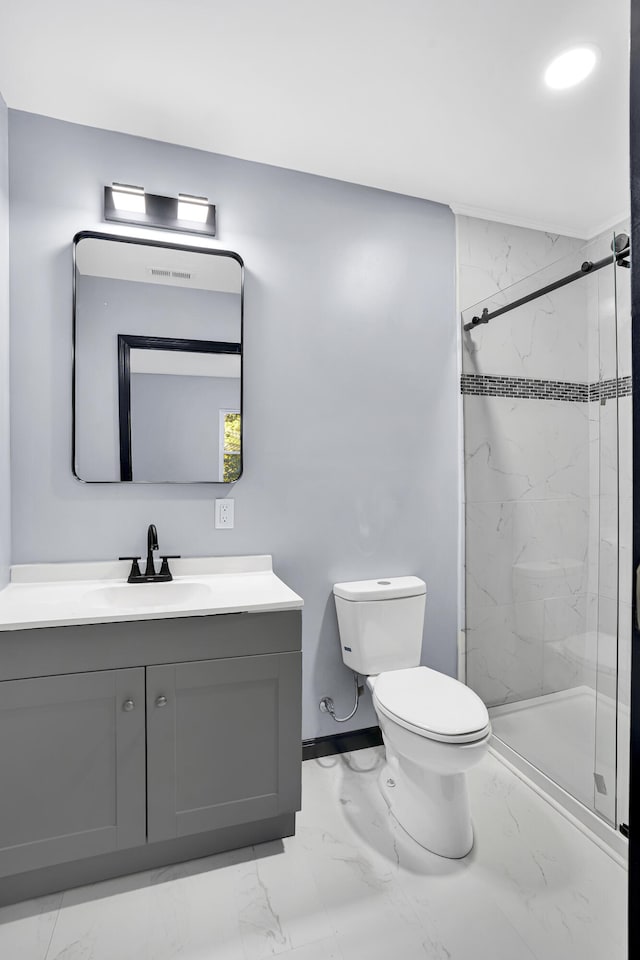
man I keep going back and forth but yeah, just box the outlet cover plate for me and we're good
[215,499,234,529]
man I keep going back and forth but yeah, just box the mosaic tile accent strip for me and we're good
[461,373,632,402]
[590,376,633,401]
[461,374,588,402]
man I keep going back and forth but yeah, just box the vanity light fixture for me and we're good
[104,184,216,237]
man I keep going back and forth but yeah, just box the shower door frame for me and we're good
[628,0,640,954]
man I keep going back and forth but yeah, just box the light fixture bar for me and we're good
[104,185,216,237]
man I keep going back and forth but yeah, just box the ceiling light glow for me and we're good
[544,46,598,90]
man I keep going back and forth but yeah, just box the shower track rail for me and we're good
[463,235,630,332]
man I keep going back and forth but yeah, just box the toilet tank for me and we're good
[333,577,426,675]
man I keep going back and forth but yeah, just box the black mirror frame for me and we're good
[72,230,244,484]
[117,334,241,481]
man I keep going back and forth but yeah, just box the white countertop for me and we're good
[0,556,304,631]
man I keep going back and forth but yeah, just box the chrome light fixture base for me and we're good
[104,185,216,237]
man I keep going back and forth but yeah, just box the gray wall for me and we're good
[8,110,457,737]
[0,94,10,589]
[75,273,240,480]
[131,373,239,481]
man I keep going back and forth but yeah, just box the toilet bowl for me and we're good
[333,577,490,858]
[369,669,490,857]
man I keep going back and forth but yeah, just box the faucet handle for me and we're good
[120,557,142,582]
[159,555,180,579]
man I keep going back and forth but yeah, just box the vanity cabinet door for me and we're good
[0,669,146,878]
[146,653,302,842]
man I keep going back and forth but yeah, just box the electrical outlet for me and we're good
[215,498,234,529]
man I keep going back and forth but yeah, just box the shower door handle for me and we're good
[636,566,640,630]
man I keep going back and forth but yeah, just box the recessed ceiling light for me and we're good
[544,46,599,90]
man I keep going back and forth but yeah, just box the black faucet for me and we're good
[145,523,159,577]
[120,524,180,584]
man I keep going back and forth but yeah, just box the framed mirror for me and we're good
[73,232,243,483]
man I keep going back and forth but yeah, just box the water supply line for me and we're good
[319,672,363,722]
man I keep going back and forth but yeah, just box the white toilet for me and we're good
[333,575,490,858]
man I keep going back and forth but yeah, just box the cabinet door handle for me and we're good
[123,698,135,712]
[155,695,168,708]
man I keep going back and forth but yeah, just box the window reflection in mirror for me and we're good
[221,411,241,482]
[73,233,243,483]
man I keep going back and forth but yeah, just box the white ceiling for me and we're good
[0,0,630,238]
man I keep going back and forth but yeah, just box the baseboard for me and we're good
[302,725,383,760]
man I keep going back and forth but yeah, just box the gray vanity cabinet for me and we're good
[146,653,301,842]
[0,610,302,906]
[0,668,146,878]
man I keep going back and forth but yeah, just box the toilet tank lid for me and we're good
[333,576,426,601]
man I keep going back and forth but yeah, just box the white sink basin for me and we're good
[0,556,304,631]
[86,581,214,610]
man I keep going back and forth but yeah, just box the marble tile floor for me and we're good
[0,747,627,960]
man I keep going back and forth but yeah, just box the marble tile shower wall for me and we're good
[459,216,591,706]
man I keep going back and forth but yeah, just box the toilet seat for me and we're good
[372,666,490,744]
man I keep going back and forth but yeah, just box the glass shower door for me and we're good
[592,233,620,826]
[462,228,630,829]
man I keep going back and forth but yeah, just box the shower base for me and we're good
[489,686,628,863]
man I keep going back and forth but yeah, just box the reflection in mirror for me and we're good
[73,233,243,482]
